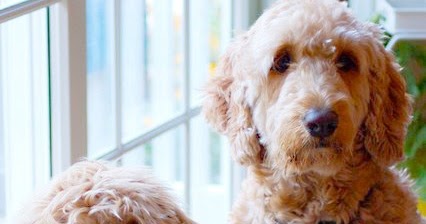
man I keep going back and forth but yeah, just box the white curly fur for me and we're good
[18,161,195,224]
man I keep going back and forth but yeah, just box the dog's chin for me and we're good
[284,158,343,177]
[282,143,346,177]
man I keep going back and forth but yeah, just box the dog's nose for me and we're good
[304,109,338,138]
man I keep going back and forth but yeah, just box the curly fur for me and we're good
[203,0,424,223]
[18,161,195,224]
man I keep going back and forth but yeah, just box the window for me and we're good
[3,0,421,223]
[0,7,50,222]
[0,0,253,223]
[85,0,233,223]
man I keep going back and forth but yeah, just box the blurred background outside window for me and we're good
[85,0,233,222]
[0,0,424,223]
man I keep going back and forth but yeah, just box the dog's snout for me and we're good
[304,109,338,138]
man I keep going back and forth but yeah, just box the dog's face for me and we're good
[203,0,410,177]
[249,1,372,176]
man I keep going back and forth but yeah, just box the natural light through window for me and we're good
[0,8,50,222]
[0,0,234,223]
[0,0,424,223]
[86,0,232,223]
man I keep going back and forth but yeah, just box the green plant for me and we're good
[396,41,426,199]
[372,14,426,200]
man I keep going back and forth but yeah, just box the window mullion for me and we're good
[49,0,87,175]
[30,10,50,187]
[230,0,251,204]
[0,0,61,24]
[183,0,191,215]
[98,107,200,161]
[113,0,122,151]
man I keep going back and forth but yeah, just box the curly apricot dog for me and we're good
[203,0,424,223]
[20,161,194,224]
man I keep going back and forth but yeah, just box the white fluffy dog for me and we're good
[19,161,195,224]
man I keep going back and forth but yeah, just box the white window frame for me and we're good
[0,1,59,222]
[0,0,259,221]
[0,0,89,176]
[49,0,88,175]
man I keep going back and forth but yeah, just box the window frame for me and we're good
[0,0,259,221]
[0,1,57,221]
[49,0,88,175]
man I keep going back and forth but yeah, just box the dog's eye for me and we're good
[272,53,291,73]
[336,53,357,72]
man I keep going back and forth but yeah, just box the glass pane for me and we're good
[121,0,185,142]
[118,125,186,202]
[86,0,116,157]
[120,0,146,142]
[0,8,50,221]
[0,0,29,10]
[189,0,231,107]
[190,116,231,224]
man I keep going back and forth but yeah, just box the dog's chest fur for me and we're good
[265,176,353,223]
[256,162,378,224]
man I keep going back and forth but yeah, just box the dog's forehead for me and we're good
[249,0,374,75]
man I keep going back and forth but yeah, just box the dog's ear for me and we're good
[202,35,263,166]
[364,47,411,167]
